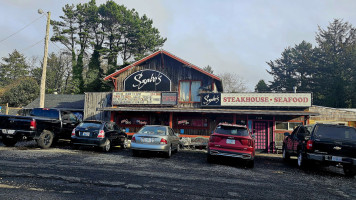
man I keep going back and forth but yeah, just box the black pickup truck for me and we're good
[282,124,356,177]
[0,108,80,148]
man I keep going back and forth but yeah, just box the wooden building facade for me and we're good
[92,50,317,152]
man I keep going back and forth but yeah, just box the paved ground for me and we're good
[0,140,355,200]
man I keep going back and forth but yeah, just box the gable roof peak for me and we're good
[103,49,220,81]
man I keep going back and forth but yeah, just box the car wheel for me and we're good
[343,165,356,177]
[122,138,128,149]
[72,144,80,150]
[102,140,111,152]
[175,143,180,153]
[282,146,290,161]
[132,149,139,157]
[165,146,172,158]
[207,154,214,163]
[37,130,54,149]
[297,151,307,168]
[246,160,255,169]
[2,138,17,147]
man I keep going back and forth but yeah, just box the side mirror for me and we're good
[284,132,290,137]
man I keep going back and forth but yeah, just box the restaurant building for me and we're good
[88,50,317,152]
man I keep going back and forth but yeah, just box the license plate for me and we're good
[332,156,342,162]
[143,138,152,143]
[2,129,15,134]
[226,139,235,144]
[81,132,90,136]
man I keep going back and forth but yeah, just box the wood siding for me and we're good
[113,54,219,108]
[84,92,111,121]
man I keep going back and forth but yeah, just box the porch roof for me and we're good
[98,106,319,116]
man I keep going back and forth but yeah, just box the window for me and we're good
[118,117,149,127]
[275,122,303,130]
[215,125,249,136]
[179,81,202,102]
[176,117,208,128]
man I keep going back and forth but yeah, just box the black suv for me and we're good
[283,124,356,177]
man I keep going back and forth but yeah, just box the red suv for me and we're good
[207,123,255,168]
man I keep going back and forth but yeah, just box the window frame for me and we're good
[178,80,202,103]
[174,116,209,130]
[275,121,303,131]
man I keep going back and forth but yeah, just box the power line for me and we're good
[21,39,44,52]
[0,15,45,44]
[50,41,63,51]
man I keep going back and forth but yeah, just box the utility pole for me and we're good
[39,10,51,108]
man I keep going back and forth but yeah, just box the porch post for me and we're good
[110,112,115,122]
[169,112,173,128]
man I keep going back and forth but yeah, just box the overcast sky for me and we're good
[1,0,356,90]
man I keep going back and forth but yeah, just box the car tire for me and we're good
[343,165,356,177]
[165,146,172,158]
[207,154,214,163]
[282,146,290,162]
[132,149,139,157]
[175,143,180,153]
[101,140,111,152]
[72,144,80,150]
[246,160,255,169]
[2,138,17,147]
[37,130,54,149]
[297,150,307,169]
[122,138,128,149]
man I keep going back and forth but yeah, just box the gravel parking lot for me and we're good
[0,140,355,200]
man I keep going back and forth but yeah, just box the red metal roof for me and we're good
[103,50,221,81]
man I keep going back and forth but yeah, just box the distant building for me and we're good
[24,94,84,120]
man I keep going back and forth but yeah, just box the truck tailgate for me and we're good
[0,115,33,131]
[314,138,356,158]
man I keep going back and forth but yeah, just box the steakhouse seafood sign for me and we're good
[201,93,312,107]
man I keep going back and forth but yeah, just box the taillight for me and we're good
[132,136,136,143]
[97,130,105,138]
[71,128,76,137]
[240,139,249,146]
[209,135,221,143]
[306,140,314,151]
[160,138,168,144]
[30,120,36,130]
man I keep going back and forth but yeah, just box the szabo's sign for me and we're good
[201,93,221,106]
[124,69,171,91]
[201,93,312,107]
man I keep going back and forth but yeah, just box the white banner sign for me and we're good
[112,92,161,105]
[221,93,312,107]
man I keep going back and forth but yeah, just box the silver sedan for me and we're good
[131,125,180,158]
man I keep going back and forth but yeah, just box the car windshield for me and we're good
[215,125,249,136]
[30,108,59,119]
[137,126,166,135]
[78,122,102,130]
[315,125,356,141]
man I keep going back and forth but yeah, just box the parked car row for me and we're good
[1,110,355,176]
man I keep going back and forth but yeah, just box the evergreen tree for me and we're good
[255,80,270,92]
[0,50,30,87]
